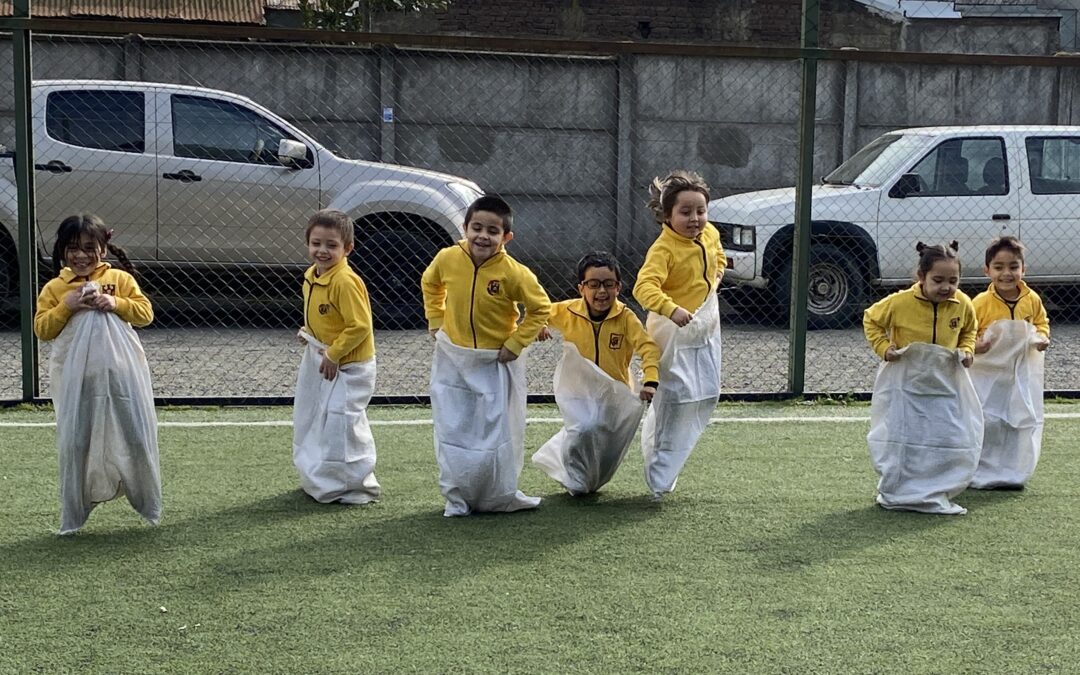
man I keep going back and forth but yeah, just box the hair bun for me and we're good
[915,241,926,253]
[948,240,959,252]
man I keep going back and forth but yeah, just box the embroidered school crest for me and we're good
[318,303,331,315]
[100,284,117,296]
[487,280,501,296]
[608,333,624,350]
[949,317,959,329]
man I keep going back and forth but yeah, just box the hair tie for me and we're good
[106,229,114,242]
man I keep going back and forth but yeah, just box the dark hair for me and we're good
[985,235,1025,266]
[464,195,513,233]
[647,170,710,224]
[306,209,354,247]
[52,213,135,277]
[576,250,621,283]
[915,240,960,278]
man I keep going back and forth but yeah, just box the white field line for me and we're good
[4,412,1080,429]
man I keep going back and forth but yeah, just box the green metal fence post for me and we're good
[13,0,38,401]
[788,0,819,396]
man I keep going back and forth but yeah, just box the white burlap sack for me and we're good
[50,310,161,534]
[640,291,722,495]
[431,331,540,516]
[532,342,645,495]
[968,320,1045,489]
[867,343,983,515]
[292,330,380,504]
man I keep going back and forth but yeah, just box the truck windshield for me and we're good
[823,133,930,187]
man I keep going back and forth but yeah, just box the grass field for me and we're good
[2,402,1080,673]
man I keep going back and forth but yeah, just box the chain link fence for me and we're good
[3,7,1080,402]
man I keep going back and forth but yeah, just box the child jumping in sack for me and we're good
[34,214,160,534]
[293,209,381,504]
[863,241,982,515]
[632,170,725,501]
[421,195,551,516]
[533,251,661,495]
[968,235,1049,489]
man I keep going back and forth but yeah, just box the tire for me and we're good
[0,232,18,316]
[353,218,448,330]
[775,243,868,329]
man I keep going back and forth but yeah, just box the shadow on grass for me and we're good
[1,486,662,588]
[749,504,950,572]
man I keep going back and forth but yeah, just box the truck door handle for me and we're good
[162,169,202,183]
[992,213,1011,221]
[34,160,72,174]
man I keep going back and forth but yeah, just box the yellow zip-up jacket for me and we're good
[971,280,1050,339]
[633,222,726,317]
[34,262,153,341]
[421,241,551,355]
[863,283,978,360]
[303,258,375,365]
[549,298,661,388]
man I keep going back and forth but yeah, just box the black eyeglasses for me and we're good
[581,279,619,290]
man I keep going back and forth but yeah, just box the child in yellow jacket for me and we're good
[863,241,982,514]
[863,241,978,366]
[632,170,725,500]
[533,252,661,495]
[972,235,1049,353]
[293,209,380,505]
[35,214,160,534]
[422,196,551,516]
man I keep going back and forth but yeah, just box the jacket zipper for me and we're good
[591,321,602,366]
[469,265,480,348]
[931,302,938,344]
[694,239,711,291]
[304,278,316,342]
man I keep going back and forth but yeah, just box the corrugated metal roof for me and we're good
[0,0,266,24]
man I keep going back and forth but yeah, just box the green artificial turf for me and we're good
[1,405,1078,673]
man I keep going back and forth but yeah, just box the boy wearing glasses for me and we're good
[539,251,660,400]
[533,251,660,495]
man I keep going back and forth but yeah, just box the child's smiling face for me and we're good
[464,210,512,264]
[65,233,106,277]
[985,248,1024,300]
[307,225,352,275]
[578,264,621,318]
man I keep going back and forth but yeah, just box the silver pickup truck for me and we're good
[0,80,483,326]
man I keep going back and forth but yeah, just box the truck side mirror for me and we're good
[889,173,921,199]
[278,139,312,169]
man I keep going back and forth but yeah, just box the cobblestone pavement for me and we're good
[3,320,1078,400]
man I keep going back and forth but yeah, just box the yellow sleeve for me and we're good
[113,273,154,328]
[971,293,991,337]
[33,280,75,341]
[421,251,447,332]
[325,275,373,364]
[714,229,727,284]
[503,267,551,356]
[957,301,978,356]
[633,246,677,317]
[862,295,892,360]
[547,301,570,333]
[1032,294,1050,339]
[627,312,661,384]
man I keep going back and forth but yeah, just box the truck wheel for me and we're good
[0,232,17,313]
[353,219,447,330]
[776,243,867,329]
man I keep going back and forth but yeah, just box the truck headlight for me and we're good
[730,224,756,251]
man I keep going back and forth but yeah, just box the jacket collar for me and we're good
[304,258,349,285]
[661,222,706,243]
[985,279,1031,302]
[911,281,960,304]
[566,297,626,322]
[59,261,110,283]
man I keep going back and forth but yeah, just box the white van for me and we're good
[709,126,1080,328]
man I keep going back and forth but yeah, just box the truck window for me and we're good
[907,138,1007,197]
[1025,137,1080,194]
[45,90,145,153]
[171,94,300,165]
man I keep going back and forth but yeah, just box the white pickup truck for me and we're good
[710,126,1080,328]
[0,80,482,326]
